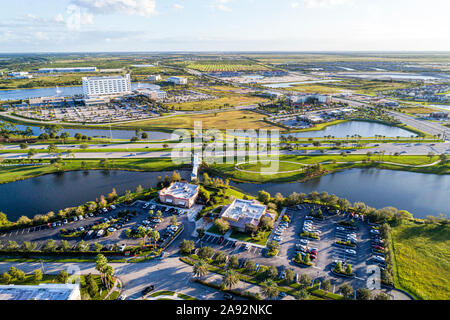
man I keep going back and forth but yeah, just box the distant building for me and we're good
[289,94,331,104]
[83,96,111,107]
[384,101,399,107]
[82,74,131,98]
[159,182,199,208]
[430,112,448,119]
[135,88,167,101]
[38,67,97,73]
[0,284,81,300]
[131,64,155,68]
[29,96,66,107]
[167,76,188,85]
[148,75,162,81]
[219,199,273,233]
[8,72,33,79]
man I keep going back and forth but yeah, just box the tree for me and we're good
[244,259,256,273]
[170,215,178,226]
[179,240,195,254]
[374,292,390,300]
[213,251,227,265]
[260,216,274,230]
[135,185,143,193]
[58,270,69,283]
[222,269,240,289]
[34,269,43,282]
[6,240,18,251]
[257,190,271,204]
[266,265,278,279]
[260,279,279,299]
[228,255,239,269]
[21,241,37,252]
[296,289,308,300]
[196,228,205,239]
[356,288,372,300]
[61,240,71,252]
[76,240,89,252]
[299,274,312,288]
[321,279,332,292]
[339,283,354,299]
[214,218,230,234]
[43,239,57,252]
[198,246,214,259]
[284,268,295,284]
[94,243,103,252]
[193,259,209,280]
[1,272,11,284]
[345,263,353,276]
[95,254,108,287]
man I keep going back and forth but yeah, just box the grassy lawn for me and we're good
[207,224,226,235]
[229,230,271,246]
[391,222,450,300]
[166,94,267,111]
[0,274,60,285]
[107,290,121,300]
[116,110,282,131]
[212,154,448,183]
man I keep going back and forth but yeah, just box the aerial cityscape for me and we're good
[0,0,448,307]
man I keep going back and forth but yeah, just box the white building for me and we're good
[0,284,81,300]
[82,74,131,98]
[8,72,33,79]
[148,75,162,81]
[135,88,167,101]
[167,76,188,85]
[289,94,330,104]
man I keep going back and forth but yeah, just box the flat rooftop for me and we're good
[0,284,80,300]
[221,199,267,221]
[160,182,199,199]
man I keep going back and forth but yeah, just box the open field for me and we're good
[186,60,269,72]
[115,110,283,131]
[166,93,267,111]
[391,222,450,300]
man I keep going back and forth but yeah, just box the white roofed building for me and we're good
[219,199,274,232]
[159,182,199,208]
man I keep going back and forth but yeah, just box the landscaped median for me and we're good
[179,254,343,300]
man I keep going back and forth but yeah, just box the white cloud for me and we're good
[173,3,184,10]
[71,0,157,17]
[291,2,300,8]
[303,0,353,8]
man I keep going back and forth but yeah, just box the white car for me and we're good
[102,208,108,213]
[110,205,116,210]
[345,249,357,255]
[370,229,380,234]
[143,203,149,209]
[107,227,117,233]
[336,227,346,231]
[78,215,84,220]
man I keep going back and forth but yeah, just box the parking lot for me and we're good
[0,200,194,251]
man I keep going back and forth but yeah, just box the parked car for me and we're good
[345,249,357,255]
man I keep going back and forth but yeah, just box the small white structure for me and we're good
[8,72,33,79]
[135,88,167,101]
[0,284,81,300]
[148,75,162,81]
[167,76,188,85]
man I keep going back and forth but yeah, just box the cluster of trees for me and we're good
[156,171,182,189]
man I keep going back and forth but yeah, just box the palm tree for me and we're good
[222,269,240,289]
[193,259,209,280]
[260,279,279,300]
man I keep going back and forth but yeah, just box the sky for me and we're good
[0,0,449,52]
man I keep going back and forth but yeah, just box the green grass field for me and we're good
[391,222,450,300]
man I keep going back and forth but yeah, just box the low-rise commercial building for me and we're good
[0,284,81,300]
[135,88,167,101]
[167,76,188,85]
[289,94,331,104]
[159,182,199,208]
[219,199,273,232]
[148,75,162,81]
[8,71,33,79]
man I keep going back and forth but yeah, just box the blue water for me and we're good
[0,83,160,101]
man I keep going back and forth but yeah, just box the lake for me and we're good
[5,122,174,140]
[0,83,160,101]
[231,168,449,219]
[0,170,190,221]
[0,168,447,221]
[285,121,417,138]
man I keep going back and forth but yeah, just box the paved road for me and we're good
[388,111,450,139]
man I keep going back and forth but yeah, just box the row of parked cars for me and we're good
[142,202,187,216]
[296,217,320,261]
[273,219,290,242]
[369,226,386,267]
